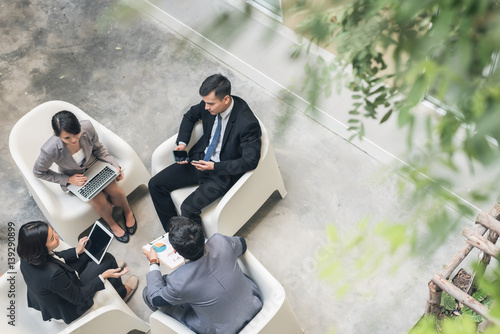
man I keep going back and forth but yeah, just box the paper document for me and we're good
[142,233,185,269]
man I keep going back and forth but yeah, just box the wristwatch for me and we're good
[149,258,160,266]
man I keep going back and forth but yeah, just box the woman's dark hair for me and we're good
[168,217,205,261]
[199,74,231,100]
[52,110,81,136]
[17,221,50,266]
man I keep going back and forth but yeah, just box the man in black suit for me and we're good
[149,74,262,232]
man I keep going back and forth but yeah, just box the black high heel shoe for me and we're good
[124,212,137,235]
[104,222,129,243]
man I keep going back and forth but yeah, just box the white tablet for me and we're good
[84,221,114,264]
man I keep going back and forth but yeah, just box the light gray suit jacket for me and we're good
[146,234,262,334]
[33,120,119,191]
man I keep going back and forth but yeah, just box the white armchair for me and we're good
[151,119,286,237]
[9,100,151,244]
[0,240,149,334]
[149,251,303,334]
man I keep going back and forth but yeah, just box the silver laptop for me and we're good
[67,160,119,202]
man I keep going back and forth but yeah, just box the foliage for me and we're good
[441,290,457,312]
[292,0,500,153]
[290,1,500,210]
[409,273,497,333]
[290,0,500,331]
[439,286,493,324]
[411,315,478,334]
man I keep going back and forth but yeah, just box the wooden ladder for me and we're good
[424,200,500,325]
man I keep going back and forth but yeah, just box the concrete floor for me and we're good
[0,0,474,333]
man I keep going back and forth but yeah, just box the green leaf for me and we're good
[440,291,456,311]
[471,287,488,302]
[379,109,393,124]
[482,296,494,309]
[440,315,476,334]
[462,307,483,323]
[397,105,412,127]
[406,75,427,106]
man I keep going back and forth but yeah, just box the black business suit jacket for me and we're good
[20,248,104,324]
[177,95,262,179]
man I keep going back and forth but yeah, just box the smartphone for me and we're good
[173,150,189,162]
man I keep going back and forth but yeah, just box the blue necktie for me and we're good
[204,114,222,161]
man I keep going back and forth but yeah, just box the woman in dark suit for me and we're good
[17,221,138,324]
[33,110,137,243]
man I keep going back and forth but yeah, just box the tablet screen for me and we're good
[84,221,114,264]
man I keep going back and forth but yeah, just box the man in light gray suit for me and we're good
[142,217,262,334]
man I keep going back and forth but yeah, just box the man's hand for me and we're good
[191,160,214,171]
[116,167,124,181]
[68,174,87,186]
[174,144,188,164]
[174,144,186,151]
[76,236,89,255]
[143,247,159,261]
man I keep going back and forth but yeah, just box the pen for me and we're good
[149,233,168,245]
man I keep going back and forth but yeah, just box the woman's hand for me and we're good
[68,174,87,186]
[116,167,124,181]
[102,267,129,280]
[76,236,89,255]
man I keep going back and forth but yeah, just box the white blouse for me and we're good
[72,148,85,166]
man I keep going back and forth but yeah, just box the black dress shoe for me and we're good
[124,212,137,235]
[114,229,129,243]
[103,222,129,243]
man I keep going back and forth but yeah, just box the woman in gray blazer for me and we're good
[33,110,137,243]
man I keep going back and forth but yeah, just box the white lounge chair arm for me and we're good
[150,310,195,334]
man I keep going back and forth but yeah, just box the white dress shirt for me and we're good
[204,98,234,162]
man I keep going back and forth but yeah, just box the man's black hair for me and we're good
[199,74,231,100]
[168,216,205,261]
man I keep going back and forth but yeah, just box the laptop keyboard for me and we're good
[78,166,116,199]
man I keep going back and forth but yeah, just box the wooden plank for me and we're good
[471,229,500,295]
[463,227,500,258]
[425,281,444,315]
[432,274,498,325]
[439,224,487,280]
[476,212,500,235]
[440,243,476,280]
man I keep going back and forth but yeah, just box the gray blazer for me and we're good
[33,120,119,191]
[146,234,262,334]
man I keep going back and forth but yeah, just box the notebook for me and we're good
[67,160,119,202]
[84,221,114,264]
